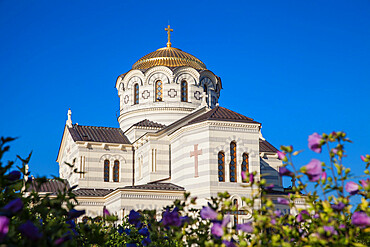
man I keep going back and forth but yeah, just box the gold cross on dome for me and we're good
[165,25,173,47]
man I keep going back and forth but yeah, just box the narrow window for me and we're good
[134,83,139,104]
[155,80,163,101]
[203,84,208,104]
[113,160,119,182]
[181,80,188,102]
[242,153,249,182]
[230,142,237,182]
[218,151,225,182]
[104,159,110,182]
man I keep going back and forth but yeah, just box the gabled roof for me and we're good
[259,139,279,153]
[73,188,113,197]
[188,106,261,125]
[68,125,130,144]
[132,119,166,129]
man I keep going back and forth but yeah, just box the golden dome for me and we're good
[132,46,207,70]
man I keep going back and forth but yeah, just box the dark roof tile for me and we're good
[122,182,184,191]
[73,188,113,197]
[188,106,260,125]
[68,125,131,144]
[259,139,279,153]
[27,179,70,194]
[133,119,166,129]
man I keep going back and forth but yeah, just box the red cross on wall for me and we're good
[190,144,202,177]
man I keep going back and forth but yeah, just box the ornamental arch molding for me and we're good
[145,66,172,85]
[117,69,144,90]
[173,67,200,85]
[127,76,143,90]
[174,72,197,86]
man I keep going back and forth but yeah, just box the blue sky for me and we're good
[0,0,369,186]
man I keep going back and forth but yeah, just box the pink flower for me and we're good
[303,159,323,182]
[296,210,309,223]
[236,222,253,233]
[0,216,9,241]
[200,206,218,220]
[361,155,367,162]
[277,197,289,205]
[352,211,370,228]
[321,171,327,181]
[345,181,359,195]
[103,208,110,217]
[249,173,254,184]
[241,171,247,181]
[360,179,369,188]
[279,167,294,177]
[277,151,287,161]
[308,133,322,153]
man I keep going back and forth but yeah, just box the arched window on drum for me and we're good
[134,83,139,104]
[104,159,109,182]
[230,141,237,182]
[218,151,225,182]
[155,80,163,102]
[113,160,119,182]
[203,84,208,104]
[242,153,249,183]
[181,80,188,102]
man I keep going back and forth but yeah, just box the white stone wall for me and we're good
[116,66,221,131]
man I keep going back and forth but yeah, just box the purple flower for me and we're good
[211,215,230,238]
[222,240,237,247]
[128,210,141,227]
[124,228,131,235]
[249,173,254,184]
[277,197,289,205]
[54,234,72,245]
[138,227,150,237]
[323,226,337,235]
[277,151,287,161]
[265,184,274,191]
[18,220,43,241]
[236,222,253,233]
[279,167,294,177]
[162,208,181,227]
[200,206,218,220]
[339,224,346,229]
[296,210,309,223]
[103,208,110,217]
[67,209,85,220]
[141,237,151,246]
[274,210,282,217]
[7,170,21,181]
[352,211,370,228]
[308,133,322,153]
[360,179,369,188]
[241,171,247,181]
[0,216,9,241]
[126,244,137,247]
[332,148,338,154]
[331,202,346,212]
[345,181,359,195]
[303,159,323,182]
[3,198,23,214]
[211,223,223,237]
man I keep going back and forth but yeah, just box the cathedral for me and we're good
[54,26,296,223]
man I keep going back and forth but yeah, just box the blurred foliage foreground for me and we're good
[0,132,369,246]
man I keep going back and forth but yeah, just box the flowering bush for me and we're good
[0,132,369,246]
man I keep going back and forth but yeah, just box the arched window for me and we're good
[134,83,139,104]
[230,142,237,182]
[104,159,110,182]
[242,153,249,182]
[155,80,163,101]
[113,160,119,182]
[218,151,225,182]
[181,80,188,102]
